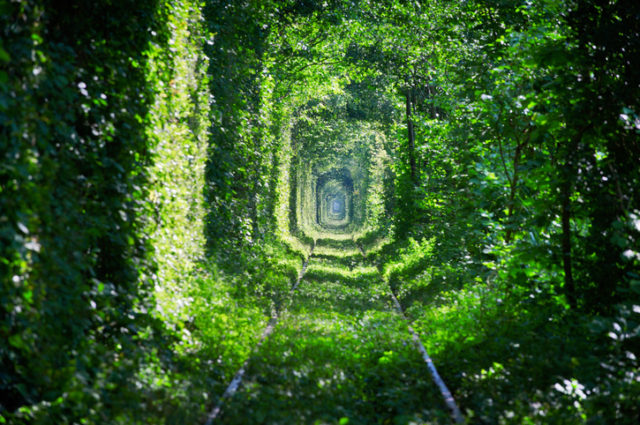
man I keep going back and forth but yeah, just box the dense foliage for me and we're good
[1,0,166,421]
[1,0,638,424]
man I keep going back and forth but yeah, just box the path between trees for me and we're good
[206,239,464,425]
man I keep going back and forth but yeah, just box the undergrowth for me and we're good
[380,238,640,424]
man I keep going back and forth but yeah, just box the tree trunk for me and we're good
[557,126,590,308]
[504,142,523,244]
[561,176,575,307]
[406,88,417,184]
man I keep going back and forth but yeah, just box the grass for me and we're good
[215,243,451,424]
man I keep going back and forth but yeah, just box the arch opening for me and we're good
[316,168,353,230]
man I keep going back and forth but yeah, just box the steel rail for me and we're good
[356,243,465,424]
[204,247,314,425]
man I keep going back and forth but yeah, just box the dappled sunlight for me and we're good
[3,0,637,423]
[218,265,449,424]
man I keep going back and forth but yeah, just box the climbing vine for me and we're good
[1,0,638,423]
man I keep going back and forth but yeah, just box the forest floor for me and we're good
[214,239,452,425]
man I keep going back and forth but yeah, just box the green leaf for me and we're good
[9,334,26,350]
[0,45,9,63]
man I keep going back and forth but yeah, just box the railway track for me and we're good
[355,243,464,424]
[205,241,463,424]
[204,246,315,425]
